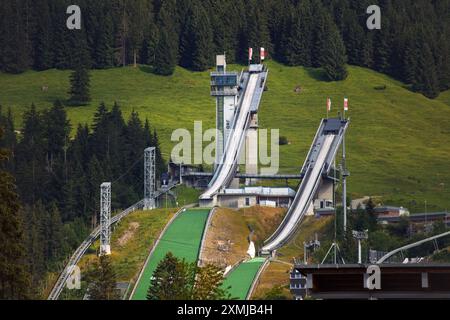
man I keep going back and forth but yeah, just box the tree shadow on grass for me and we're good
[305,67,328,82]
[139,65,155,74]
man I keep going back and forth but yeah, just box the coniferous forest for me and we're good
[0,103,165,298]
[0,0,449,98]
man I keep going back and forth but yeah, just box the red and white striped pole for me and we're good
[327,97,332,119]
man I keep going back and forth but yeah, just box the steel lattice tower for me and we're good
[144,147,156,210]
[99,182,112,256]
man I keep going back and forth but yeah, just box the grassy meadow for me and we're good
[1,61,450,212]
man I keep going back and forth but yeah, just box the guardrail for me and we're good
[47,199,145,300]
[246,258,270,300]
[197,208,216,267]
[47,183,179,300]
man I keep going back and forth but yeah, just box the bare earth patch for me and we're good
[117,222,140,247]
[201,207,286,269]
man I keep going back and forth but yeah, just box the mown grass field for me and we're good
[1,62,450,212]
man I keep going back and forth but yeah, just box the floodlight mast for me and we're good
[100,182,112,256]
[353,230,369,264]
[144,147,156,210]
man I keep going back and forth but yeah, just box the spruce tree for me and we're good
[153,0,178,75]
[0,0,29,73]
[413,41,440,99]
[95,10,115,69]
[322,20,348,81]
[0,128,30,299]
[33,0,53,70]
[68,64,91,106]
[179,3,213,71]
[87,255,120,300]
[285,0,313,67]
[147,252,193,300]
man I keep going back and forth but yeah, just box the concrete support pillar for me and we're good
[245,113,259,186]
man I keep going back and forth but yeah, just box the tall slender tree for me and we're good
[0,128,30,299]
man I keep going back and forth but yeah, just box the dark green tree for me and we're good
[33,0,53,70]
[147,252,193,300]
[68,65,91,105]
[87,255,120,300]
[0,128,30,299]
[322,20,348,81]
[179,3,213,71]
[153,0,178,75]
[285,0,313,67]
[413,41,440,99]
[0,0,30,73]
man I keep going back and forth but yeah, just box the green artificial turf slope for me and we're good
[222,258,266,300]
[131,208,210,300]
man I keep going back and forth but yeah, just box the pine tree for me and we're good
[33,0,53,70]
[87,255,120,300]
[311,1,328,68]
[179,3,213,71]
[322,19,348,81]
[413,41,440,99]
[51,0,72,69]
[68,65,91,106]
[147,252,193,300]
[0,0,30,73]
[95,9,115,69]
[191,264,231,300]
[285,0,313,67]
[153,0,178,75]
[15,104,47,205]
[0,128,30,299]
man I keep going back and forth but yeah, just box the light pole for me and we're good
[352,230,369,264]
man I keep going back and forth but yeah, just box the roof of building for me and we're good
[374,206,405,212]
[220,187,296,197]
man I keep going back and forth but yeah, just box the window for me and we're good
[245,198,250,206]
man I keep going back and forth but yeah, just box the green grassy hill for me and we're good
[1,61,450,212]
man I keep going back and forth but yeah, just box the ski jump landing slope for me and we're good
[130,208,211,300]
[262,118,349,253]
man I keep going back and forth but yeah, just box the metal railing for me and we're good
[47,183,179,300]
[377,230,450,264]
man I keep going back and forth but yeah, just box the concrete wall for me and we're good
[217,195,258,208]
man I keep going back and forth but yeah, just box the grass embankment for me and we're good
[1,61,450,211]
[252,216,334,300]
[59,208,177,300]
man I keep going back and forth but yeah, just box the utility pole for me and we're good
[342,133,348,233]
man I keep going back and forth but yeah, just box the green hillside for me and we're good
[1,61,450,212]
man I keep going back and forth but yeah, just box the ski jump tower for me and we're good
[211,55,240,173]
[210,54,265,186]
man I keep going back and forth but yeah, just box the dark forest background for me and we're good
[0,0,449,98]
[0,103,165,298]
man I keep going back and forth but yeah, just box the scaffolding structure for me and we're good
[99,182,111,256]
[144,147,156,210]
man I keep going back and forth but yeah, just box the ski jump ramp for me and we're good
[200,67,268,205]
[262,118,349,253]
